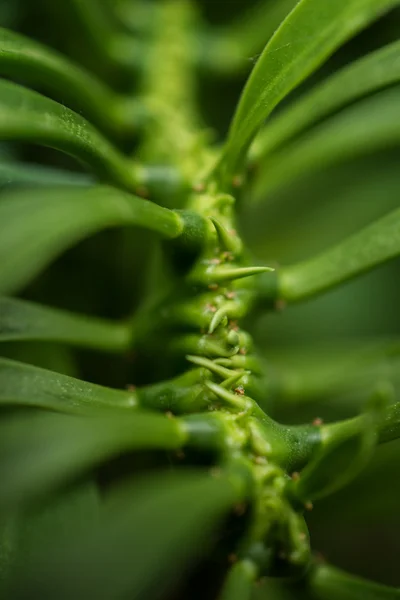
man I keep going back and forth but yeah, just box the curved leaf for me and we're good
[218,0,400,181]
[0,27,125,135]
[309,563,400,599]
[0,185,183,294]
[278,202,400,303]
[252,39,400,159]
[378,402,400,444]
[7,471,244,600]
[0,357,136,413]
[0,297,131,351]
[0,79,141,190]
[253,87,400,201]
[0,160,93,188]
[219,560,258,600]
[0,411,187,510]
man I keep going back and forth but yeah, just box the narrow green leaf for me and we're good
[0,79,141,190]
[253,87,400,202]
[218,0,400,181]
[0,297,131,352]
[219,560,258,600]
[0,160,92,188]
[252,39,400,159]
[309,563,400,599]
[0,27,122,135]
[278,202,400,303]
[289,415,378,503]
[0,411,187,510]
[0,357,136,413]
[0,185,183,294]
[8,471,244,600]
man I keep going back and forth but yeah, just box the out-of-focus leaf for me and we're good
[209,0,298,74]
[277,202,400,303]
[0,160,92,188]
[0,27,121,135]
[0,185,183,295]
[0,357,136,413]
[308,563,400,599]
[219,560,257,600]
[0,79,140,190]
[252,40,400,159]
[0,411,187,510]
[7,471,244,600]
[0,297,131,351]
[253,87,400,202]
[217,0,400,181]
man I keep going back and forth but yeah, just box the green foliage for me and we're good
[0,0,400,599]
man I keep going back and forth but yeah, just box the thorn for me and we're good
[207,266,274,284]
[186,355,235,379]
[312,417,323,426]
[192,181,205,193]
[214,358,234,367]
[305,501,314,511]
[205,381,247,409]
[210,217,241,255]
[225,290,236,300]
[205,303,217,313]
[234,385,245,396]
[209,307,229,333]
[220,371,248,390]
[228,553,238,564]
[232,174,244,188]
[210,467,222,479]
[239,347,247,355]
[229,319,239,331]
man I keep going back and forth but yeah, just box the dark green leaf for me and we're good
[278,201,400,303]
[309,563,400,599]
[0,297,131,351]
[0,160,92,188]
[252,39,400,159]
[0,185,183,294]
[0,27,123,135]
[0,357,136,413]
[0,79,140,190]
[218,0,400,180]
[7,471,244,600]
[253,87,400,202]
[0,411,187,510]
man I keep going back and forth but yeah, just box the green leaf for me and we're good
[277,201,400,303]
[0,27,124,135]
[0,357,136,413]
[289,418,377,503]
[309,563,400,599]
[0,160,93,188]
[379,402,400,444]
[7,471,244,600]
[251,39,400,160]
[0,185,183,294]
[0,411,187,510]
[0,79,141,190]
[218,0,400,181]
[218,560,258,600]
[0,297,131,352]
[253,87,400,202]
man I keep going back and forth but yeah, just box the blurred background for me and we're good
[1,0,400,595]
